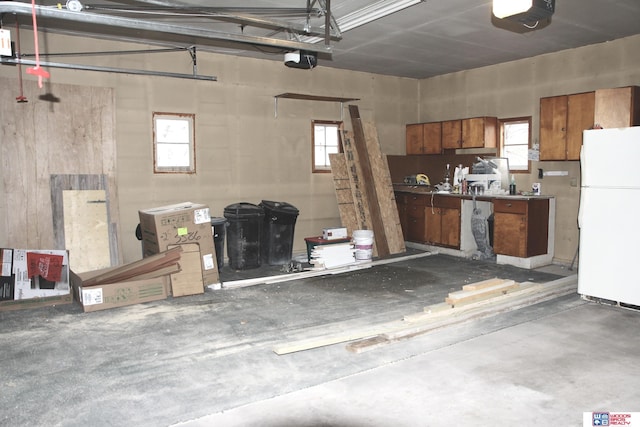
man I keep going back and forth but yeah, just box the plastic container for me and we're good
[259,200,299,265]
[353,229,374,260]
[223,203,264,270]
[210,217,227,270]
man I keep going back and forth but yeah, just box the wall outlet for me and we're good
[570,177,578,187]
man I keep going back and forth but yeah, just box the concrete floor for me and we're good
[1,252,638,427]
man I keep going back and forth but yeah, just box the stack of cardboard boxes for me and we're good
[138,202,220,297]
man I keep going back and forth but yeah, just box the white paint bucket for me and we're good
[353,230,374,260]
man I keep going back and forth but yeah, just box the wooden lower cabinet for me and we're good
[396,192,550,258]
[425,197,460,248]
[493,199,549,258]
[405,194,427,243]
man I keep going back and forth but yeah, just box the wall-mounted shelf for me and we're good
[274,93,360,119]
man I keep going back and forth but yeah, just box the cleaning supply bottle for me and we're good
[509,175,516,195]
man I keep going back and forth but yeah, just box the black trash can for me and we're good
[223,203,264,270]
[210,217,227,270]
[259,200,300,265]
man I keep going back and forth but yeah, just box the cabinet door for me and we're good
[539,95,568,160]
[461,117,497,149]
[422,122,442,154]
[407,195,427,242]
[440,207,460,248]
[406,124,424,155]
[441,120,462,149]
[425,207,441,244]
[594,86,640,129]
[566,92,595,160]
[493,212,526,257]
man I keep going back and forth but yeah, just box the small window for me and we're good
[312,120,343,173]
[499,117,531,173]
[153,112,195,174]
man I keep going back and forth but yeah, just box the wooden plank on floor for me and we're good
[348,105,390,257]
[329,153,360,236]
[362,121,405,255]
[461,277,506,291]
[445,279,518,306]
[272,275,578,355]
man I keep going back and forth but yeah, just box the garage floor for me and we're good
[1,251,638,427]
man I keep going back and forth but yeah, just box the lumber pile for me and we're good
[272,275,578,355]
[328,105,405,259]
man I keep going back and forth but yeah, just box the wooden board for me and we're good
[51,174,120,266]
[342,131,374,238]
[348,106,390,257]
[328,153,360,236]
[362,121,405,255]
[62,189,111,273]
[445,279,518,306]
[0,78,119,258]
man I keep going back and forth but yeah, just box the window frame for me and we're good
[498,116,531,174]
[153,112,196,174]
[312,120,344,174]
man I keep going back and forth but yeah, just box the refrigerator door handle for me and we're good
[578,189,586,229]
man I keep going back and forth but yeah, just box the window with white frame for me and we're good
[312,120,343,173]
[153,112,195,174]
[499,117,531,172]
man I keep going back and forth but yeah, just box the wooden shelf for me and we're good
[273,93,359,118]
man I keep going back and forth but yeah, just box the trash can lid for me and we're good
[259,200,299,216]
[210,217,227,225]
[224,202,265,218]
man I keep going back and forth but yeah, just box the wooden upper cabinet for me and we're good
[540,92,594,161]
[422,122,443,154]
[406,123,424,155]
[442,120,462,149]
[406,122,442,155]
[442,117,497,149]
[461,117,497,149]
[594,86,640,129]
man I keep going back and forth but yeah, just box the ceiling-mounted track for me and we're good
[0,1,334,55]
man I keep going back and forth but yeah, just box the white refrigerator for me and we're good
[578,126,640,306]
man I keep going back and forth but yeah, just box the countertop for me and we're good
[393,184,554,201]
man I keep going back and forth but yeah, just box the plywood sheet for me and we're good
[63,190,111,273]
[362,122,405,255]
[329,153,359,236]
[0,77,119,260]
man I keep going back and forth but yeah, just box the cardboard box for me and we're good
[1,248,15,301]
[0,248,73,312]
[138,202,219,295]
[167,243,203,297]
[71,269,169,313]
[322,227,348,240]
[12,249,70,300]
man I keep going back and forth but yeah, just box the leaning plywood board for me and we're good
[63,189,111,273]
[0,79,118,255]
[348,106,389,257]
[342,131,374,243]
[362,121,405,255]
[329,153,360,236]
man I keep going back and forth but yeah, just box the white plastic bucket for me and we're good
[353,230,374,261]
